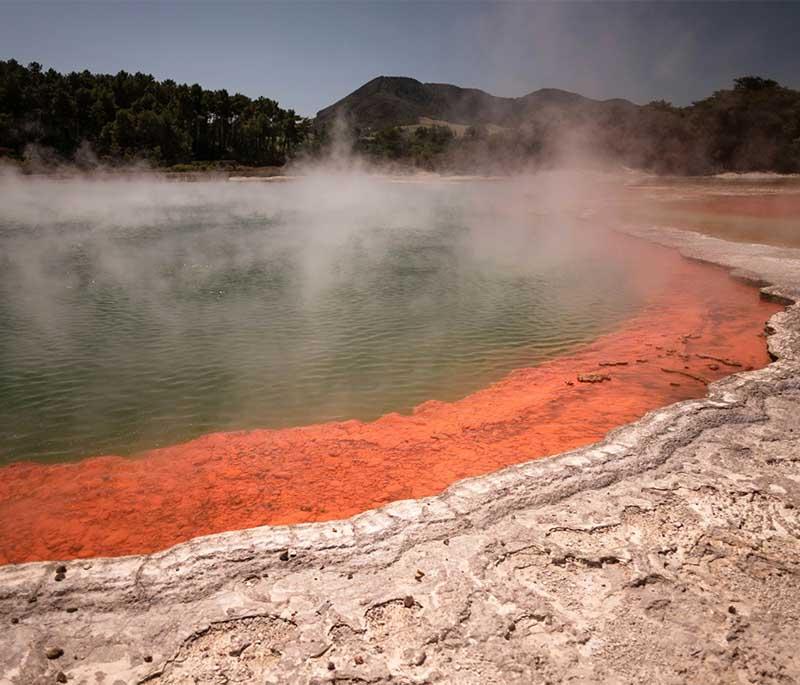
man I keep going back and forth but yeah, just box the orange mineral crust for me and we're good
[0,245,782,565]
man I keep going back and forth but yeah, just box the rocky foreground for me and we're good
[2,226,800,685]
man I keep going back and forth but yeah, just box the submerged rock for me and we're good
[578,373,611,383]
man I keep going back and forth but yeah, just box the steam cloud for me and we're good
[0,160,659,463]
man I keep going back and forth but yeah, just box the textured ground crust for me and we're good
[1,226,799,684]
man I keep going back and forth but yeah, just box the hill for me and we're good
[315,75,636,131]
[2,61,798,176]
[314,75,800,175]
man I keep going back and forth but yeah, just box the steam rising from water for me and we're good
[0,170,649,464]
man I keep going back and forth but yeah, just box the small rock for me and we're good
[228,641,251,657]
[574,631,591,644]
[55,564,67,574]
[55,573,66,582]
[413,651,427,666]
[11,617,18,624]
[415,569,425,581]
[144,655,153,663]
[65,607,77,613]
[442,539,449,546]
[327,661,336,671]
[577,373,611,384]
[728,605,737,615]
[306,641,330,658]
[403,595,415,608]
[354,655,364,665]
[278,550,290,561]
[55,672,67,684]
[45,647,64,660]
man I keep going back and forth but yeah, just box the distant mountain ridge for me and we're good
[314,74,800,175]
[2,60,797,175]
[315,75,638,131]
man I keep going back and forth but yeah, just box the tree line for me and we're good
[0,59,312,167]
[2,61,799,175]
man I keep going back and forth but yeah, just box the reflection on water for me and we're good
[0,178,645,464]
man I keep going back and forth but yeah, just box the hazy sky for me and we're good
[1,1,798,116]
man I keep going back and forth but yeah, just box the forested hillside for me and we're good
[2,60,799,175]
[320,75,800,175]
[0,60,311,166]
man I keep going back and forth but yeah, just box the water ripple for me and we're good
[0,183,643,464]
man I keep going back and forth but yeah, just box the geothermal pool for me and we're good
[0,178,645,464]
[0,175,783,564]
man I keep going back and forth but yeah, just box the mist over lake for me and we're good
[0,175,647,464]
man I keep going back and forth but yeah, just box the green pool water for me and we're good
[0,176,648,464]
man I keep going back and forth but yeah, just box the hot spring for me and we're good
[0,174,781,563]
[1,176,644,464]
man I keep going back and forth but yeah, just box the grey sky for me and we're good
[1,1,798,117]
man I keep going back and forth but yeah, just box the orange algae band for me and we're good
[0,247,781,564]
